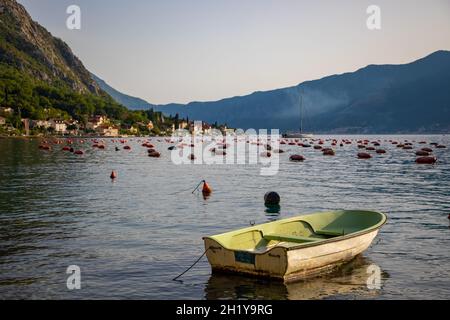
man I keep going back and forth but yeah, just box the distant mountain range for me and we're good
[3,0,448,133]
[95,51,450,133]
[91,73,155,110]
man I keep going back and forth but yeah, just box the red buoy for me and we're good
[376,149,386,154]
[39,145,51,150]
[322,148,335,156]
[358,152,372,159]
[124,146,131,150]
[416,156,437,164]
[110,171,117,179]
[148,151,161,158]
[289,155,305,162]
[74,150,84,155]
[415,150,430,156]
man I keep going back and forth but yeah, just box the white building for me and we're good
[86,115,107,130]
[50,119,67,134]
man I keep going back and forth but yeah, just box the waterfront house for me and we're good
[178,121,189,130]
[203,123,213,135]
[31,119,51,129]
[0,107,13,115]
[49,119,67,134]
[96,124,119,137]
[190,121,203,134]
[86,115,107,130]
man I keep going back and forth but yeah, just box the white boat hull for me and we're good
[204,229,379,282]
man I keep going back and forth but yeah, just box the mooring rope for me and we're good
[172,248,210,281]
[191,180,205,194]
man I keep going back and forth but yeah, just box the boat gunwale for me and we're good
[203,210,387,253]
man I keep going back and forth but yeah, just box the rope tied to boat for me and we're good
[172,247,211,281]
[191,180,206,194]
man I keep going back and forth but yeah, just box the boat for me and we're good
[203,210,386,282]
[283,89,314,139]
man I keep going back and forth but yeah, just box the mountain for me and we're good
[152,51,450,133]
[91,73,155,110]
[0,0,127,120]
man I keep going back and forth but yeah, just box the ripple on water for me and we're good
[0,135,449,299]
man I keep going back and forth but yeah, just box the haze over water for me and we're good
[0,135,449,299]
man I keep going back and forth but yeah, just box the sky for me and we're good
[18,0,450,105]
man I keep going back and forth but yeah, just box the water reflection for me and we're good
[205,255,388,300]
[264,205,281,221]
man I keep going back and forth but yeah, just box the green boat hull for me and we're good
[203,210,387,282]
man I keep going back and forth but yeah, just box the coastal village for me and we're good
[0,106,234,137]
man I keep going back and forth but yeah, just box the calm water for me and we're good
[0,135,449,300]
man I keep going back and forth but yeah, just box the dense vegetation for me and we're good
[0,63,182,135]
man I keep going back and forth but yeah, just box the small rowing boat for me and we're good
[203,210,386,282]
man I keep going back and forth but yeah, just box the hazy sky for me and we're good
[18,0,450,104]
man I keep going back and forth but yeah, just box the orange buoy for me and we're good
[416,156,437,164]
[202,181,212,195]
[358,152,372,159]
[110,171,117,179]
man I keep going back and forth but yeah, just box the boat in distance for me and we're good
[282,132,314,139]
[203,210,387,282]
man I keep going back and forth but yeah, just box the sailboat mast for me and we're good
[300,91,303,134]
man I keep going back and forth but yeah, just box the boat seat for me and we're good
[315,229,345,237]
[263,233,322,244]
